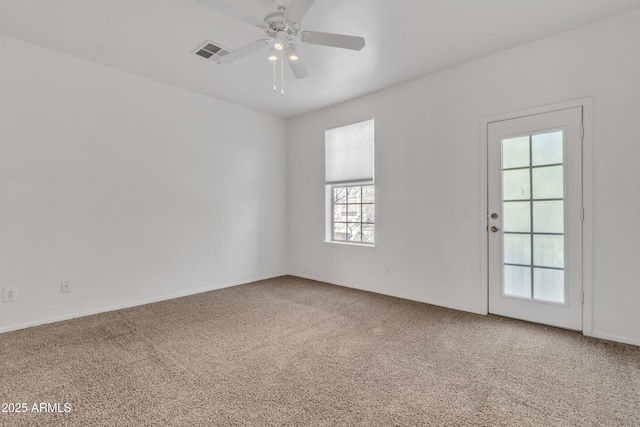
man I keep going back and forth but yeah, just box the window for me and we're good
[325,119,375,244]
[332,185,375,243]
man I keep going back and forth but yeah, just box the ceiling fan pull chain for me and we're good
[273,59,277,92]
[281,58,284,96]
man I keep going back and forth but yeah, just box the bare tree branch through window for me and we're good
[332,185,374,243]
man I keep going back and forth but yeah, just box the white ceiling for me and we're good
[2,0,640,119]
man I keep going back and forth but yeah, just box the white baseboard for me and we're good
[290,272,485,316]
[590,330,640,347]
[0,273,286,335]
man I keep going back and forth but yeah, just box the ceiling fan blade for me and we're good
[287,57,309,79]
[198,0,264,27]
[216,39,269,64]
[300,31,365,50]
[284,0,315,23]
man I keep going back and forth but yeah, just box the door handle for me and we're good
[491,226,500,232]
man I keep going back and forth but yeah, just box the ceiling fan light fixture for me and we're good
[288,44,299,61]
[274,31,288,50]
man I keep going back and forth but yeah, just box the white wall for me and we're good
[288,9,640,345]
[0,35,288,332]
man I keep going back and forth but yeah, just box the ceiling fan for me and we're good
[198,0,366,79]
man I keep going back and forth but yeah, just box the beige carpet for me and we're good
[1,276,638,426]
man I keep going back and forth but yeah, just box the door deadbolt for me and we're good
[491,213,499,219]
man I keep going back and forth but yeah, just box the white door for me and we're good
[488,107,583,330]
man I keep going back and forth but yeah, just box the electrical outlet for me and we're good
[3,287,17,302]
[258,256,263,264]
[61,281,71,293]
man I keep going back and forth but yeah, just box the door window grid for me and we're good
[332,185,374,244]
[502,130,565,303]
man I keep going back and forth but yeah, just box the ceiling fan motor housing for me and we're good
[264,11,300,47]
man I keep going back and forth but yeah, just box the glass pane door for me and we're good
[487,106,583,331]
[502,130,565,304]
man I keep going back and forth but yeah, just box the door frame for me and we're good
[479,98,593,336]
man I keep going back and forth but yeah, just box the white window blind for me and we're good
[325,119,374,184]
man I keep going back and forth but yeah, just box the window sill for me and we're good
[323,241,376,251]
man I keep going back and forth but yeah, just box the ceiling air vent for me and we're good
[193,41,230,62]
